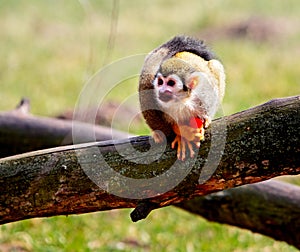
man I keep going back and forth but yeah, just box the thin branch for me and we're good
[0,99,130,158]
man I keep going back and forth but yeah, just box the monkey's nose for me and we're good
[159,90,172,102]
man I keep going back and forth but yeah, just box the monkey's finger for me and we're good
[194,141,201,148]
[194,132,202,138]
[195,128,201,133]
[181,141,186,160]
[171,136,179,149]
[191,128,202,134]
[177,141,183,160]
[187,142,195,158]
[194,133,204,142]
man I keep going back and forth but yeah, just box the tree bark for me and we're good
[176,180,300,249]
[0,96,300,248]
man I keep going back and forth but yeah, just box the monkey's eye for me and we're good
[167,79,175,87]
[157,77,164,86]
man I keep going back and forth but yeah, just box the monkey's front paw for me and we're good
[152,130,165,143]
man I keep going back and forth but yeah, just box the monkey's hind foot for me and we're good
[171,135,196,160]
[171,123,205,160]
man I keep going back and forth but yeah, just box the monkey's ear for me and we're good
[186,72,202,90]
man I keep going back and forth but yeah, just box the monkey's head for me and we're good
[152,55,219,124]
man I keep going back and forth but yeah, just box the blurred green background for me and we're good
[0,0,299,251]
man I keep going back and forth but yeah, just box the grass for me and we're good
[0,0,299,251]
[1,208,298,252]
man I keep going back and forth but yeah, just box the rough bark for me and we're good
[176,180,300,249]
[0,96,300,248]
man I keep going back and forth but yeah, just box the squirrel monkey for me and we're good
[139,36,226,160]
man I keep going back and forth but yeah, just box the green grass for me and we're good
[1,208,297,252]
[0,0,299,251]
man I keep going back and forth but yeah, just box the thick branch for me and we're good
[176,180,300,249]
[0,96,300,247]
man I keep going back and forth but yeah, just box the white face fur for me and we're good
[153,71,219,124]
[153,73,185,104]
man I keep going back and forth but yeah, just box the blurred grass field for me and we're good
[0,0,299,251]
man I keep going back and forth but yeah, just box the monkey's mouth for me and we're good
[158,92,172,102]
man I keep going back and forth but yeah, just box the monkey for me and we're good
[139,35,226,160]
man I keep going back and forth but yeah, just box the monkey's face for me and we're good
[153,72,190,106]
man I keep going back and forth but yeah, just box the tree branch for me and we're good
[0,98,129,158]
[176,180,300,249]
[0,96,300,248]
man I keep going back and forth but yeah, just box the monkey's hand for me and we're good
[152,130,166,143]
[171,122,204,160]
